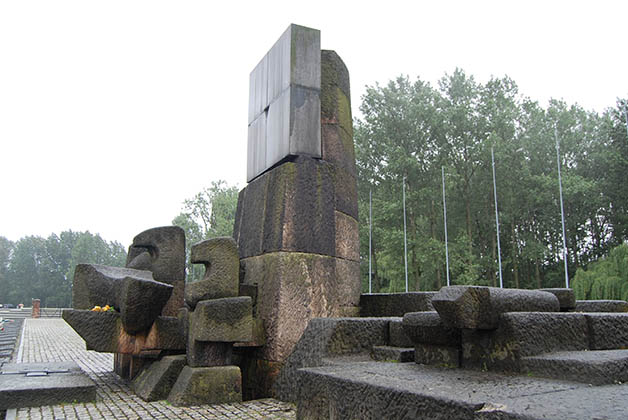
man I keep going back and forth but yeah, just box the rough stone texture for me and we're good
[585,313,628,350]
[575,299,628,312]
[432,286,559,330]
[118,275,173,334]
[185,237,239,309]
[414,344,460,367]
[331,165,358,219]
[190,297,252,343]
[540,288,576,310]
[187,341,232,368]
[0,361,96,410]
[461,312,589,371]
[296,361,628,420]
[431,286,495,330]
[240,253,360,363]
[522,350,628,385]
[63,310,185,354]
[234,318,266,348]
[334,211,359,261]
[320,50,355,176]
[126,226,186,284]
[273,317,393,402]
[402,312,461,346]
[370,346,414,363]
[167,365,242,406]
[132,354,187,401]
[360,292,436,317]
[72,264,155,310]
[488,287,559,315]
[389,319,413,348]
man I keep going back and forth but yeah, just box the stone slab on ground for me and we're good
[360,292,435,317]
[0,361,96,410]
[575,299,628,312]
[296,361,628,420]
[585,313,628,350]
[132,354,187,401]
[167,365,242,406]
[370,346,414,363]
[522,350,628,385]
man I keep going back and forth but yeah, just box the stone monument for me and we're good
[233,23,361,397]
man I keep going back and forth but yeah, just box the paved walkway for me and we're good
[14,319,296,420]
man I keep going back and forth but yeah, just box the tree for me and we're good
[172,180,240,281]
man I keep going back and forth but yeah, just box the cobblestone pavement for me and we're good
[14,319,296,420]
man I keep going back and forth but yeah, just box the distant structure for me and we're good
[233,23,361,397]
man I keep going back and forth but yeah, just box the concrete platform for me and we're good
[296,361,628,419]
[0,361,96,410]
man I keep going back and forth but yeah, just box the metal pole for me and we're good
[555,126,569,288]
[369,188,372,294]
[624,101,628,140]
[491,147,504,288]
[403,176,408,293]
[442,167,451,286]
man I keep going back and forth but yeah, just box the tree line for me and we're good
[0,231,127,307]
[355,69,628,294]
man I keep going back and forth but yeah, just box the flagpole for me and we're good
[555,126,569,288]
[491,147,504,288]
[403,176,408,293]
[442,167,451,286]
[369,188,372,294]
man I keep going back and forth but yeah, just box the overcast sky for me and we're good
[1,0,626,248]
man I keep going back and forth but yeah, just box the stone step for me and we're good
[296,361,628,420]
[370,346,414,363]
[522,350,628,385]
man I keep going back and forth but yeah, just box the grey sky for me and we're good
[1,0,626,247]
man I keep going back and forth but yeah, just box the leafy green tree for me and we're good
[172,180,240,281]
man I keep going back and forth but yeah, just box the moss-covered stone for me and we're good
[167,365,242,406]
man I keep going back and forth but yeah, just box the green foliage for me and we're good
[0,231,126,307]
[172,180,240,282]
[357,70,628,292]
[573,244,628,301]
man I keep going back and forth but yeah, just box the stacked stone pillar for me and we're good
[31,299,40,318]
[233,24,361,397]
[167,237,252,405]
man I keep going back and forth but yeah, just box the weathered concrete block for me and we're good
[72,264,154,310]
[489,288,559,315]
[185,237,239,309]
[389,319,413,348]
[540,288,576,310]
[167,365,242,406]
[273,317,393,402]
[187,340,232,368]
[63,310,185,354]
[126,226,186,283]
[321,50,352,137]
[0,361,96,410]
[432,286,559,330]
[360,292,435,317]
[132,354,186,401]
[414,343,460,367]
[190,297,252,343]
[240,253,360,362]
[332,165,358,219]
[118,275,173,334]
[402,312,460,346]
[585,313,628,350]
[575,300,628,312]
[461,312,589,372]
